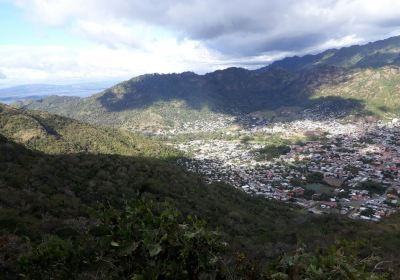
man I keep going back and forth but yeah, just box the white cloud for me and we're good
[306,35,365,53]
[0,69,6,79]
[5,0,400,85]
[0,42,264,85]
[14,0,400,54]
[72,20,147,49]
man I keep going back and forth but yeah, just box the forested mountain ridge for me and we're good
[267,35,400,71]
[15,36,400,133]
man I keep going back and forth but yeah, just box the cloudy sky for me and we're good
[1,0,400,86]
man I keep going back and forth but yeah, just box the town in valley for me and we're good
[165,111,400,222]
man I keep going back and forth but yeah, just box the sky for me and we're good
[1,0,400,86]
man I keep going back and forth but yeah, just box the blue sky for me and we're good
[0,0,400,87]
[0,2,86,46]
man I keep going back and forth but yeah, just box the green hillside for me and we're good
[1,106,400,278]
[314,66,400,117]
[0,104,178,157]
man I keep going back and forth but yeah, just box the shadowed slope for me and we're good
[15,65,366,132]
[1,130,400,278]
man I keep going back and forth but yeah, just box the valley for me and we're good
[12,37,400,223]
[2,35,400,279]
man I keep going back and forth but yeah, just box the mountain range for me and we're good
[14,36,400,133]
[267,36,400,71]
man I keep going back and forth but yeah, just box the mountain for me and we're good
[13,66,365,132]
[1,104,399,278]
[0,81,117,104]
[15,36,400,133]
[267,35,400,71]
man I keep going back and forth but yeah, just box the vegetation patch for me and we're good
[253,144,291,161]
